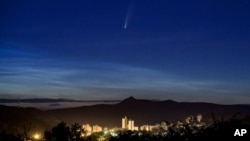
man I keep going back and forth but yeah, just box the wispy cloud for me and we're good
[1,56,247,101]
[1,41,250,104]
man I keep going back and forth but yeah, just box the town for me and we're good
[81,113,205,137]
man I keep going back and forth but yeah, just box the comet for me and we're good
[124,3,134,29]
[124,20,128,29]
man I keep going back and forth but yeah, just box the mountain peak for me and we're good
[124,96,136,101]
[120,96,136,104]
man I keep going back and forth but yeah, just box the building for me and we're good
[140,125,149,131]
[140,125,156,131]
[122,116,128,129]
[122,116,136,130]
[196,114,202,122]
[93,124,102,133]
[133,126,139,131]
[128,120,134,130]
[82,124,92,136]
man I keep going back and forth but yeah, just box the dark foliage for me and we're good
[70,123,84,141]
[0,131,22,141]
[51,121,71,141]
[2,115,250,141]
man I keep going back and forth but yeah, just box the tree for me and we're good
[52,121,70,141]
[0,131,22,141]
[70,123,84,141]
[44,130,53,141]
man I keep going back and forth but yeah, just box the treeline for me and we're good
[1,114,249,141]
[0,122,84,141]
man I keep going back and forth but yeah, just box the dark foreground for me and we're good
[1,115,249,141]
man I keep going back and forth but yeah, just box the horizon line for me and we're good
[0,97,249,105]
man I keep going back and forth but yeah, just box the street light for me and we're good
[33,133,41,140]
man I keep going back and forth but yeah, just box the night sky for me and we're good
[1,0,250,105]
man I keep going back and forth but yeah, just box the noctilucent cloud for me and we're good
[0,0,250,104]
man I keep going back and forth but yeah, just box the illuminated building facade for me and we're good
[93,125,102,133]
[128,120,134,130]
[82,124,92,136]
[121,116,137,130]
[122,116,128,129]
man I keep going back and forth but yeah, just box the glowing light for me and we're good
[33,133,41,140]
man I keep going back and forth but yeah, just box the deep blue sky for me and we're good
[0,0,250,104]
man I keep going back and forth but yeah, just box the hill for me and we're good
[0,105,58,136]
[1,97,250,132]
[47,97,250,128]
